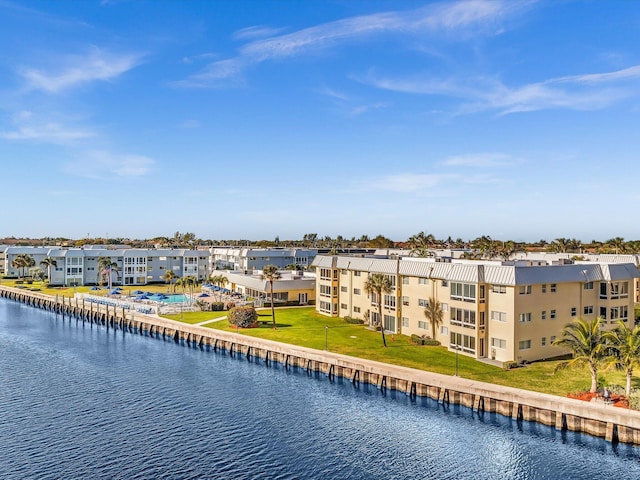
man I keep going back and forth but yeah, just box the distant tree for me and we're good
[364,273,392,347]
[367,234,395,249]
[261,265,281,329]
[553,317,607,393]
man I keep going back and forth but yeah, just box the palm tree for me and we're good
[408,231,435,257]
[261,265,280,329]
[213,274,228,301]
[603,320,640,396]
[97,256,119,289]
[163,269,177,291]
[364,273,392,347]
[605,237,627,255]
[39,257,57,284]
[423,297,443,340]
[552,317,607,393]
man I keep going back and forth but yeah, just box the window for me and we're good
[541,310,546,320]
[571,307,577,317]
[584,282,593,290]
[383,314,396,332]
[450,332,476,354]
[600,307,607,319]
[491,285,506,294]
[450,282,476,302]
[450,307,476,328]
[340,303,347,310]
[320,285,332,297]
[550,310,556,320]
[600,283,607,299]
[418,277,429,285]
[354,271,361,277]
[519,313,532,323]
[402,277,410,285]
[541,284,547,293]
[519,340,531,350]
[622,305,629,320]
[319,301,332,313]
[550,335,556,343]
[541,337,547,347]
[341,269,348,275]
[320,268,331,280]
[353,306,361,313]
[610,307,620,320]
[418,320,428,330]
[353,288,361,295]
[442,280,448,287]
[550,283,557,293]
[340,286,347,293]
[491,311,507,322]
[440,326,448,335]
[418,298,429,307]
[402,296,409,306]
[519,285,532,295]
[491,337,507,349]
[402,317,409,327]
[441,303,449,312]
[584,305,593,315]
[383,294,396,310]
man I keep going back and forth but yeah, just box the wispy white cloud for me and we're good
[19,47,141,93]
[178,0,525,87]
[442,152,521,167]
[0,110,94,144]
[367,173,452,192]
[179,119,200,129]
[65,150,155,179]
[350,102,390,116]
[232,25,286,41]
[181,52,218,64]
[362,64,640,114]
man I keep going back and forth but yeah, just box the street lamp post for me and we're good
[325,325,328,351]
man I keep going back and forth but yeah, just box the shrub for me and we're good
[226,301,236,310]
[211,302,225,311]
[503,361,518,370]
[423,338,441,346]
[607,384,626,396]
[15,280,24,285]
[411,334,425,345]
[629,392,640,411]
[344,316,364,325]
[228,306,258,328]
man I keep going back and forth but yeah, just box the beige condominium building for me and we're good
[312,255,640,364]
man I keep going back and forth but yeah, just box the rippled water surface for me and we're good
[2,298,640,480]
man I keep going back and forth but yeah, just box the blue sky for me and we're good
[1,0,639,242]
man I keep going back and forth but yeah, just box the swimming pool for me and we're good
[157,294,188,304]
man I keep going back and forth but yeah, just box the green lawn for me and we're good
[162,311,228,325]
[200,306,632,397]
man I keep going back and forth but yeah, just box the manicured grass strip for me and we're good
[162,311,228,325]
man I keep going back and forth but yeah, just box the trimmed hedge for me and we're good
[411,334,441,346]
[344,316,364,325]
[228,306,258,328]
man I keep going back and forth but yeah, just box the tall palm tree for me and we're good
[39,257,57,284]
[605,237,627,255]
[408,231,435,258]
[364,273,392,348]
[603,320,640,396]
[97,256,119,289]
[261,265,280,329]
[423,297,443,340]
[213,274,228,301]
[163,269,177,291]
[552,317,607,393]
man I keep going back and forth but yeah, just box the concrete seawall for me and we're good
[3,285,640,445]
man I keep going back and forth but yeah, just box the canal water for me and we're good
[1,297,640,480]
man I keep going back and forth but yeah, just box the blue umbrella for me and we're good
[132,290,144,295]
[136,294,149,300]
[110,289,121,294]
[198,293,210,298]
[90,286,100,291]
